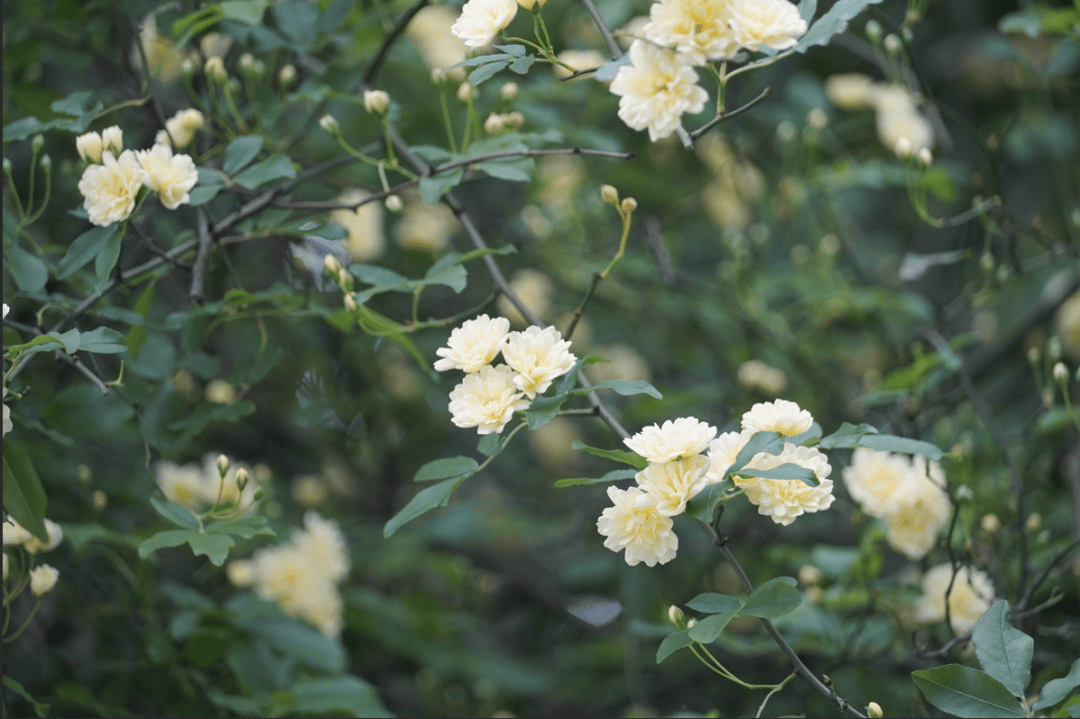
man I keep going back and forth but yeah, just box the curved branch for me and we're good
[689,87,772,143]
[579,0,622,59]
[364,0,431,85]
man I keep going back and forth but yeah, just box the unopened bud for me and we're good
[865,20,883,43]
[31,134,45,154]
[867,701,883,718]
[217,454,230,477]
[337,268,352,291]
[1047,336,1062,362]
[3,158,12,176]
[279,64,296,89]
[883,34,902,56]
[980,514,1000,534]
[91,489,107,511]
[484,113,505,135]
[30,564,59,597]
[364,89,390,116]
[686,618,696,629]
[319,114,340,137]
[431,67,446,85]
[182,58,197,81]
[668,605,685,627]
[457,81,476,103]
[324,254,343,276]
[1054,362,1069,383]
[235,467,250,490]
[239,53,255,71]
[620,197,637,213]
[39,154,52,172]
[600,185,619,205]
[343,293,358,312]
[798,565,823,586]
[917,147,933,166]
[894,137,913,158]
[385,194,403,212]
[979,252,995,274]
[1027,346,1041,365]
[503,111,524,130]
[1026,513,1041,532]
[807,107,827,130]
[204,56,227,83]
[500,82,519,101]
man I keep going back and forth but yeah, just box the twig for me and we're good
[55,350,111,396]
[130,221,191,271]
[1017,538,1080,612]
[191,210,214,305]
[579,0,623,59]
[364,0,431,85]
[689,87,772,142]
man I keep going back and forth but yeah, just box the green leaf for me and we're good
[494,44,527,57]
[3,675,50,717]
[468,58,511,85]
[350,263,409,288]
[684,479,733,523]
[138,529,200,558]
[321,0,353,32]
[204,516,275,539]
[507,55,536,74]
[798,0,818,22]
[273,0,321,49]
[41,383,136,436]
[788,421,823,446]
[239,618,346,672]
[291,676,392,718]
[593,54,631,80]
[688,609,741,644]
[150,496,201,529]
[729,431,785,473]
[233,153,296,189]
[50,91,93,116]
[221,0,270,24]
[77,327,128,354]
[414,456,479,482]
[736,462,820,487]
[553,468,637,488]
[93,224,123,294]
[419,167,464,205]
[972,600,1032,698]
[656,628,692,663]
[2,438,49,542]
[1033,659,1080,711]
[6,244,48,294]
[188,532,235,565]
[477,434,501,458]
[794,0,886,53]
[384,476,463,537]
[571,440,648,470]
[57,225,118,279]
[126,279,157,360]
[819,421,879,449]
[569,379,662,400]
[421,253,468,292]
[4,334,64,359]
[222,136,264,175]
[856,434,944,461]
[740,577,802,619]
[686,593,742,614]
[912,665,1027,718]
[526,394,568,430]
[49,328,81,354]
[3,117,66,143]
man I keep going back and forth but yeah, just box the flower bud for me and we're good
[517,0,548,8]
[76,131,104,163]
[337,267,351,290]
[1026,513,1041,532]
[235,467,250,490]
[894,137,913,158]
[866,701,883,718]
[91,490,107,511]
[798,565,823,586]
[205,56,227,83]
[668,605,685,627]
[343,293,359,312]
[217,454,231,477]
[686,618,696,629]
[600,185,619,205]
[1026,346,1041,365]
[227,560,255,587]
[431,67,446,85]
[917,147,933,166]
[278,64,297,89]
[979,252,995,274]
[484,113,505,135]
[30,564,59,597]
[807,108,827,129]
[319,114,340,137]
[865,20,882,43]
[457,81,476,103]
[620,197,638,213]
[239,53,255,71]
[883,33,902,56]
[77,464,92,484]
[1054,362,1069,383]
[500,82,519,101]
[1047,336,1062,362]
[364,89,390,116]
[31,134,45,154]
[182,58,197,81]
[3,158,12,176]
[503,111,524,130]
[980,513,1000,534]
[101,126,123,156]
[385,194,403,212]
[324,254,343,276]
[39,154,52,173]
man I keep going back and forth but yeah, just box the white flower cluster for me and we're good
[825,74,934,158]
[76,124,199,226]
[450,0,518,49]
[842,448,951,560]
[227,511,349,638]
[153,454,258,513]
[611,0,807,140]
[435,315,577,435]
[599,400,836,567]
[913,563,995,634]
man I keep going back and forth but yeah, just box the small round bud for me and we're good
[343,293,359,312]
[30,564,59,597]
[883,33,902,56]
[1026,513,1041,532]
[807,107,827,130]
[500,82,519,101]
[865,20,883,42]
[217,454,231,477]
[431,67,446,85]
[364,89,390,116]
[77,464,92,484]
[101,126,123,155]
[457,81,476,103]
[3,158,13,175]
[182,58,197,81]
[319,114,340,137]
[484,113,505,135]
[600,185,619,205]
[517,0,548,8]
[204,56,227,83]
[91,490,107,511]
[798,565,823,586]
[227,560,255,587]
[239,53,255,71]
[979,252,995,274]
[76,131,104,163]
[278,64,297,89]
[620,197,637,213]
[1047,336,1062,362]
[867,701,883,718]
[980,513,1000,534]
[385,194,403,212]
[776,120,797,143]
[1054,362,1069,383]
[901,26,914,43]
[894,136,914,158]
[337,268,352,291]
[31,134,45,154]
[235,467,250,489]
[324,254,343,276]
[686,618,696,629]
[503,111,524,130]
[956,485,974,502]
[1027,346,1041,365]
[668,605,685,627]
[917,147,933,166]
[39,154,52,172]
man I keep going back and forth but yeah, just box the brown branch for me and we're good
[190,210,214,305]
[364,0,431,85]
[689,87,772,143]
[579,0,622,59]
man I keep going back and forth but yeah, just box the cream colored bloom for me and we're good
[741,444,835,525]
[205,379,238,404]
[295,511,350,582]
[705,430,751,481]
[727,0,806,52]
[448,364,531,434]
[635,454,711,516]
[737,359,787,395]
[3,518,33,546]
[611,40,707,142]
[395,197,456,252]
[886,483,951,560]
[870,85,933,157]
[227,559,256,587]
[644,0,739,65]
[78,150,145,226]
[330,188,385,262]
[625,417,717,463]
[154,460,206,509]
[158,108,205,149]
[30,564,59,597]
[76,132,105,163]
[100,125,123,155]
[204,55,227,83]
[450,0,518,49]
[825,73,875,109]
[434,314,511,373]
[597,486,679,566]
[740,399,814,436]
[22,519,64,554]
[842,447,919,519]
[363,90,390,115]
[502,326,577,398]
[914,563,995,634]
[137,143,198,210]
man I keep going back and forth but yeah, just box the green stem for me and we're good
[3,597,41,643]
[439,88,458,154]
[756,672,797,718]
[26,166,52,226]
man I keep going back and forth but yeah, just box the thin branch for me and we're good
[191,210,214,305]
[364,0,431,85]
[55,350,111,396]
[130,221,191,271]
[579,0,622,59]
[689,87,772,142]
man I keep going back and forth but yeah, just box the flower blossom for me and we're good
[884,456,951,560]
[78,150,145,226]
[643,0,739,65]
[740,398,814,437]
[30,564,60,597]
[914,563,995,634]
[624,416,717,464]
[156,108,205,149]
[704,430,751,481]
[740,444,835,525]
[76,132,105,163]
[448,364,531,435]
[597,486,679,566]
[502,325,577,398]
[842,447,919,519]
[433,314,511,373]
[726,0,806,52]
[610,40,708,142]
[450,0,518,49]
[635,454,711,516]
[137,143,198,210]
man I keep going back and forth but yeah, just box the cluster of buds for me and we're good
[600,184,637,216]
[483,111,524,135]
[76,126,123,163]
[204,55,228,84]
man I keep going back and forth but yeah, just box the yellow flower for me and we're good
[77,150,145,227]
[597,486,679,566]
